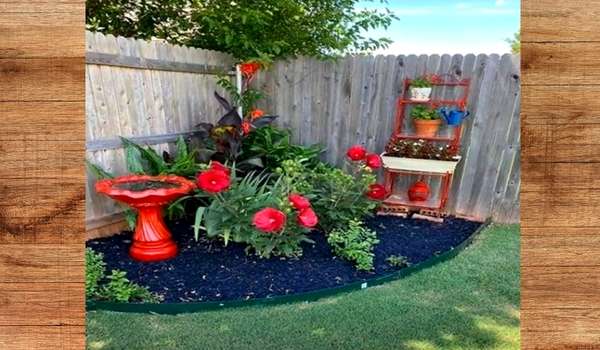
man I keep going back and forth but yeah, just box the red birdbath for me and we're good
[95,175,195,262]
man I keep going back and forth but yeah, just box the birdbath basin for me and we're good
[95,175,196,262]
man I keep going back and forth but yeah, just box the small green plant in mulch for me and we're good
[386,255,411,268]
[328,220,379,271]
[85,248,160,303]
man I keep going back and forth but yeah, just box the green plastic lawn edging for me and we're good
[86,219,491,314]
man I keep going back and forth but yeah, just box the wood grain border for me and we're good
[522,1,600,349]
[0,1,85,349]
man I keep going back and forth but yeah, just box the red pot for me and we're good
[408,181,430,202]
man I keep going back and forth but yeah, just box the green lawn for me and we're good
[87,224,520,350]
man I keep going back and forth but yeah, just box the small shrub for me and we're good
[241,125,322,172]
[328,220,379,271]
[308,162,378,233]
[194,165,315,258]
[85,248,106,298]
[85,248,159,303]
[410,105,440,120]
[98,270,160,303]
[386,255,411,268]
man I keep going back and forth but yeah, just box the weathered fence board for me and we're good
[85,31,520,232]
[255,52,520,223]
[85,31,234,232]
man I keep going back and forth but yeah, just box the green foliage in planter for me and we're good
[409,77,433,88]
[241,126,322,172]
[386,255,410,268]
[384,138,459,161]
[410,106,440,120]
[85,248,159,303]
[86,0,397,61]
[328,220,379,271]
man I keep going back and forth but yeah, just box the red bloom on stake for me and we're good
[197,169,231,193]
[209,161,230,176]
[288,193,311,210]
[241,121,251,135]
[253,207,286,233]
[365,153,382,169]
[250,109,265,120]
[366,184,387,200]
[346,145,367,161]
[297,207,318,228]
[240,62,261,78]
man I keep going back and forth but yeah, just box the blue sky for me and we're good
[358,0,520,55]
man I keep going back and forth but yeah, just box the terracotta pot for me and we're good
[408,181,430,202]
[413,119,442,138]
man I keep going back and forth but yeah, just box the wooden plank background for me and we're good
[0,1,85,349]
[86,31,520,231]
[522,0,600,348]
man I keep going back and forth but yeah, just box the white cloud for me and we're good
[496,0,507,6]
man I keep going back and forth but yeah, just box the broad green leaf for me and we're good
[193,206,206,241]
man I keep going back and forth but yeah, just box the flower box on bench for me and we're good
[381,154,461,174]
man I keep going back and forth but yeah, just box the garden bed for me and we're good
[86,215,483,310]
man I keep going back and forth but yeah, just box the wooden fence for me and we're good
[85,31,520,234]
[252,53,520,223]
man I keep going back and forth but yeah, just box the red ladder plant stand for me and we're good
[380,77,471,220]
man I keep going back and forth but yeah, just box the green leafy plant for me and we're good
[410,106,440,120]
[384,137,460,161]
[194,167,314,258]
[189,92,277,165]
[328,220,379,271]
[85,248,159,303]
[98,270,160,303]
[86,0,397,61]
[410,77,433,88]
[506,31,520,54]
[85,247,106,298]
[87,136,205,227]
[386,255,410,268]
[308,162,378,233]
[241,126,322,172]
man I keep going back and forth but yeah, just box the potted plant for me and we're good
[408,75,439,101]
[411,105,442,138]
[381,138,461,173]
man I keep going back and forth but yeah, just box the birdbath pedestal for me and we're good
[95,175,195,262]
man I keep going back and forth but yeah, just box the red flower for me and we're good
[366,184,387,200]
[346,145,367,161]
[240,62,261,78]
[289,193,311,210]
[210,161,230,176]
[250,109,265,120]
[197,169,231,193]
[365,153,382,169]
[253,207,286,233]
[297,207,318,228]
[241,121,251,135]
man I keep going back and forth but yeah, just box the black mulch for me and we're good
[86,216,481,303]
